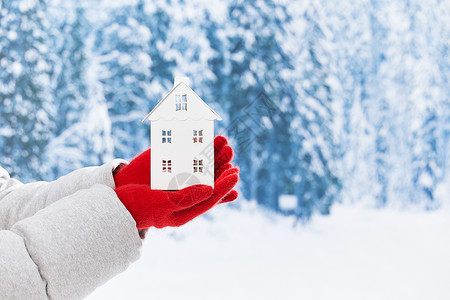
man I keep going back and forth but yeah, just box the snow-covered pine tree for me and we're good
[435,0,450,192]
[322,0,379,205]
[50,6,90,134]
[0,0,54,181]
[93,0,175,160]
[357,0,393,207]
[405,0,446,207]
[40,3,93,179]
[203,0,321,216]
[93,3,149,160]
[42,2,116,178]
[290,1,340,217]
[200,0,259,202]
[246,1,302,213]
[136,0,175,90]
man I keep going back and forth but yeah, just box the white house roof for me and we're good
[142,79,222,122]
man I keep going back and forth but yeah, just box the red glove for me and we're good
[114,136,239,229]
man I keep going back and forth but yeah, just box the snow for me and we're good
[19,0,37,13]
[435,177,450,207]
[87,201,450,300]
[418,172,433,188]
[278,194,298,211]
[10,61,23,77]
[7,31,17,41]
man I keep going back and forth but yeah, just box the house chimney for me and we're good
[174,76,190,87]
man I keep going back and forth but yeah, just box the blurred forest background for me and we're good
[1,0,449,220]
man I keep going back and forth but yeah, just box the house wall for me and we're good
[150,119,214,190]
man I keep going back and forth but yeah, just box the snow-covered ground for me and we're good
[87,201,450,300]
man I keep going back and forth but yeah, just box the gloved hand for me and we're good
[113,136,239,229]
[114,136,234,186]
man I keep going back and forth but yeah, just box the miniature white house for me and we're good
[142,77,222,190]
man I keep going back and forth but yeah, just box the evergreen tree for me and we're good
[44,1,115,177]
[94,0,175,160]
[323,0,378,204]
[406,0,445,207]
[358,0,392,206]
[51,6,90,134]
[0,0,54,181]
[204,0,332,218]
[289,1,340,217]
[40,4,92,179]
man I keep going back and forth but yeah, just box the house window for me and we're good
[162,160,172,173]
[193,129,203,143]
[193,159,203,173]
[162,130,172,143]
[175,94,187,111]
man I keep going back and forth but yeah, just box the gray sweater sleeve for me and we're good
[0,184,142,300]
[0,160,127,230]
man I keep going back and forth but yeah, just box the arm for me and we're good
[0,160,126,230]
[0,184,142,300]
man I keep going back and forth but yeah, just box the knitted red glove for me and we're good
[114,136,238,203]
[115,169,238,228]
[113,136,239,229]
